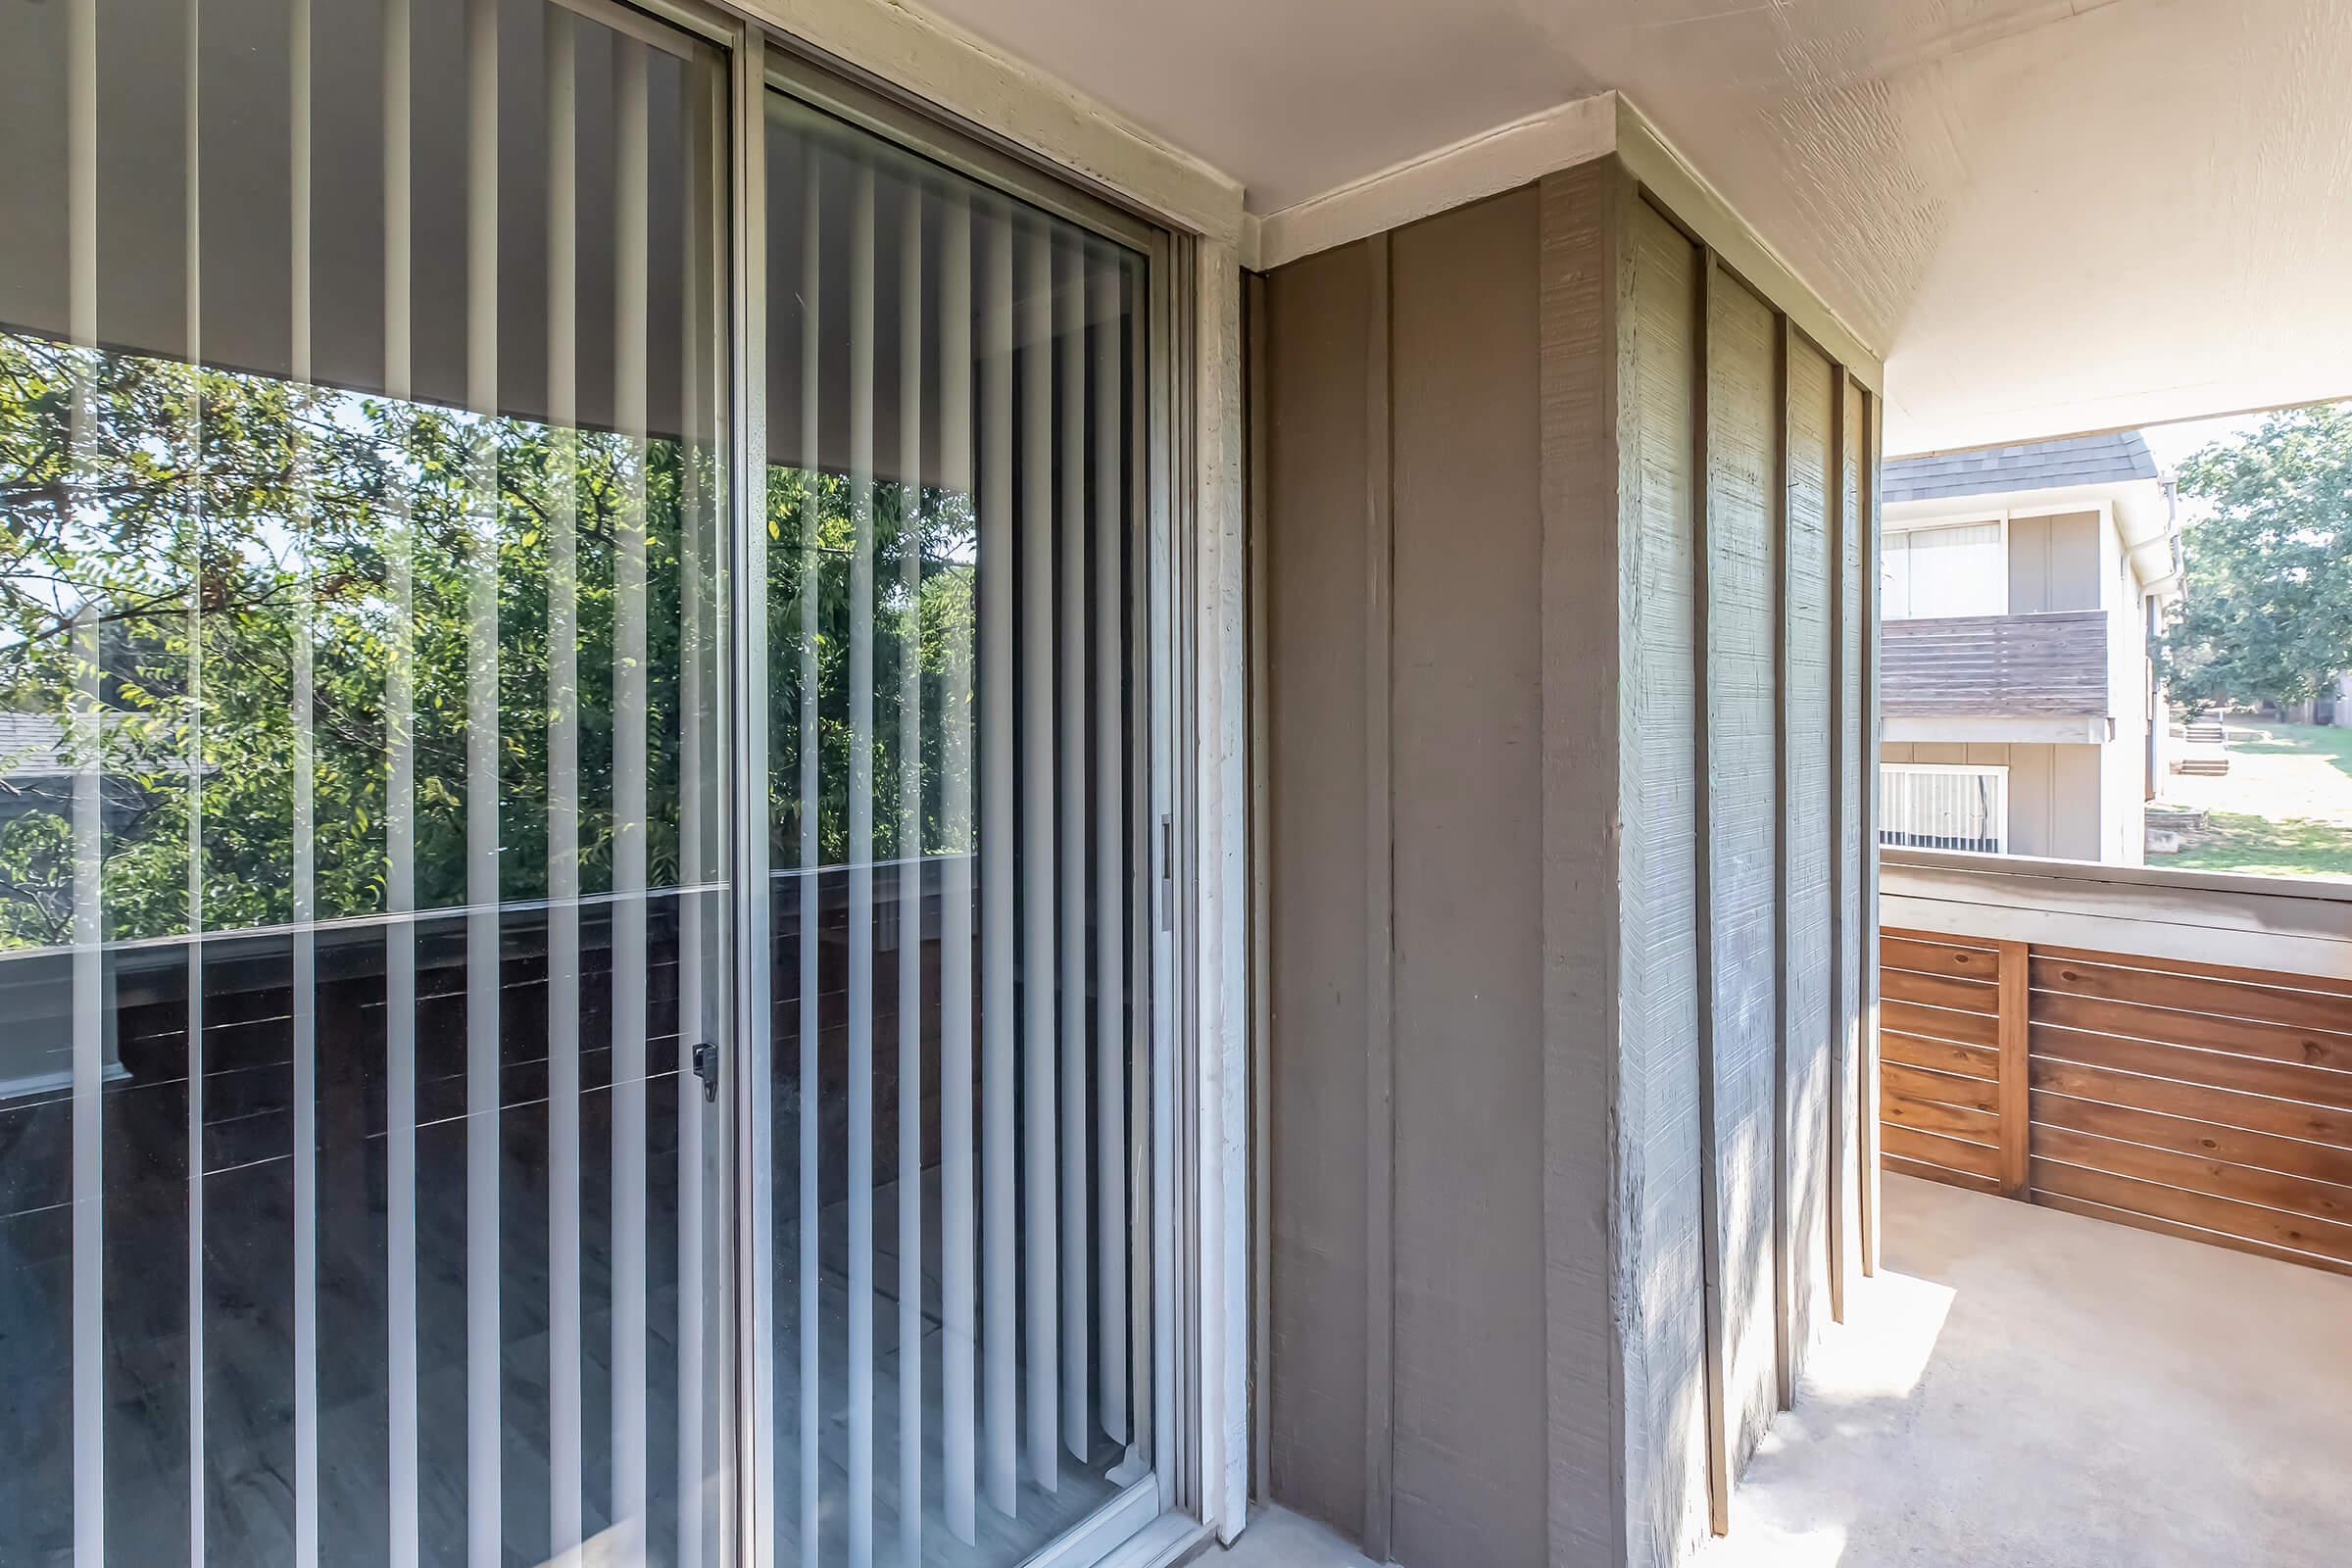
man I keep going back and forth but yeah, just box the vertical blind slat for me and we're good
[895,175,927,1568]
[611,35,653,1540]
[1092,254,1129,1450]
[938,190,981,1546]
[795,144,825,1568]
[462,1,503,1558]
[67,0,101,1558]
[1055,238,1092,1461]
[287,5,320,1560]
[181,2,208,1548]
[979,208,1019,1521]
[380,1,420,1558]
[848,157,880,1568]
[1019,220,1061,1499]
[542,10,584,1556]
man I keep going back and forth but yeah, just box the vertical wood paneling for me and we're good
[1782,335,1836,1369]
[1262,240,1373,1538]
[1625,201,1709,1567]
[1537,159,1630,1568]
[1360,229,1396,1566]
[1260,158,1878,1568]
[1835,372,1867,1301]
[1702,266,1780,1481]
[1859,385,1884,1276]
[1389,188,1546,1568]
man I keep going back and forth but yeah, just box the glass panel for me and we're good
[1885,520,2005,619]
[0,2,732,1563]
[759,89,1150,1568]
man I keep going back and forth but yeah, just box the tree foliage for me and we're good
[0,328,976,952]
[2164,403,2352,708]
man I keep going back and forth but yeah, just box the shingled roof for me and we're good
[1884,429,2159,504]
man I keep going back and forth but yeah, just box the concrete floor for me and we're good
[1215,1173,2352,1568]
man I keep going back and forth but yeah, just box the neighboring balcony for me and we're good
[1882,609,2112,743]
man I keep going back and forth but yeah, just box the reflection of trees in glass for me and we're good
[0,325,979,953]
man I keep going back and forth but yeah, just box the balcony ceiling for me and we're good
[917,0,2352,454]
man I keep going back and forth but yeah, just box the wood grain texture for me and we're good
[2029,1090,2352,1189]
[2029,955,2352,1036]
[1879,611,2108,716]
[1880,1032,1998,1079]
[2031,1025,2352,1112]
[1883,1124,2002,1182]
[2033,1124,2352,1226]
[2030,1158,2352,1266]
[1781,325,1835,1405]
[1702,261,1779,1490]
[1537,158,1630,1568]
[2030,1192,2352,1279]
[1882,1153,2002,1195]
[2032,991,2352,1074]
[1625,197,1711,1568]
[1880,932,1999,979]
[1996,941,2031,1196]
[1882,999,1999,1050]
[2029,1055,2352,1145]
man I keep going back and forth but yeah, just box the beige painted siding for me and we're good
[2006,510,2101,613]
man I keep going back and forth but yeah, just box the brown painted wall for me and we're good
[1257,153,1878,1568]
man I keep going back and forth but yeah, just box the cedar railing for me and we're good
[1880,922,2352,1277]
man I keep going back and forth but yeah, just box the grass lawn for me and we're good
[2163,721,2352,879]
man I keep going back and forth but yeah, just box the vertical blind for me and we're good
[0,0,733,1562]
[0,4,1153,1568]
[758,94,1149,1568]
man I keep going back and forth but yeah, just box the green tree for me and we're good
[2164,403,2352,708]
[0,325,978,953]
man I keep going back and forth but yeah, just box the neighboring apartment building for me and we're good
[1879,432,2183,864]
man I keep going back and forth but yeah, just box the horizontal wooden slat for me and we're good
[1881,611,2108,717]
[2029,1157,2352,1266]
[2032,1023,2352,1113]
[2032,989,2352,1073]
[1879,1089,2001,1142]
[1885,1123,2001,1181]
[2031,1056,2352,1146]
[2031,1090,2352,1189]
[1883,1059,2000,1113]
[1881,1030,1999,1080]
[1882,932,1999,980]
[2030,955,2352,1037]
[1882,965,1998,1014]
[2031,1191,2352,1280]
[1885,1153,2003,1195]
[1884,997,1998,1050]
[2033,1122,2352,1226]
[2034,941,2352,1001]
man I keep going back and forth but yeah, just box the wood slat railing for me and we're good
[1881,926,2352,1276]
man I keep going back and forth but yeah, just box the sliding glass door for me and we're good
[0,0,733,1561]
[750,68,1157,1568]
[0,6,1165,1568]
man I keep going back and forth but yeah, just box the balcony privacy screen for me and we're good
[0,2,1149,1565]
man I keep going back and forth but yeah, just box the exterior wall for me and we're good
[1259,151,1875,1568]
[1880,741,2104,860]
[1890,504,2157,864]
[1261,190,1549,1567]
[2006,510,2101,612]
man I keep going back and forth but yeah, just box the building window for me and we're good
[1881,762,2010,853]
[1883,519,2006,618]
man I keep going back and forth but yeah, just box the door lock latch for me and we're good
[692,1042,719,1103]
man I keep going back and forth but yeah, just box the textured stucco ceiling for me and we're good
[919,0,2352,453]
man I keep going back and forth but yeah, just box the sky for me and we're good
[2139,409,2268,473]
